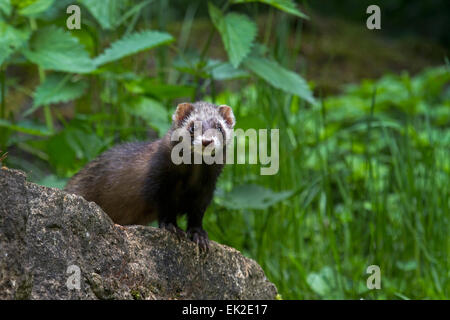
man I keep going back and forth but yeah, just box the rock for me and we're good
[0,168,277,300]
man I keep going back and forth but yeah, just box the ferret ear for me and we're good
[218,105,235,128]
[173,103,194,124]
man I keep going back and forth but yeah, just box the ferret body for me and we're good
[65,101,235,249]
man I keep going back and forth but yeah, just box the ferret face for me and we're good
[171,102,235,155]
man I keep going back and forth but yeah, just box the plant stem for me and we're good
[29,18,54,132]
[0,65,5,120]
[195,0,230,100]
[37,68,54,132]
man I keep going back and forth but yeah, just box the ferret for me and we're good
[64,101,235,250]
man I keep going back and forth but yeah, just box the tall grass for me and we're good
[204,66,450,299]
[201,16,449,298]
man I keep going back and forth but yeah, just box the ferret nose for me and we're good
[202,139,212,147]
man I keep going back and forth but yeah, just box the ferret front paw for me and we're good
[160,222,186,239]
[187,227,209,251]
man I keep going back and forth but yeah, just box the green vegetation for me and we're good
[1,0,448,299]
[207,67,450,299]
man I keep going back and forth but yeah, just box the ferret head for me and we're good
[171,101,235,155]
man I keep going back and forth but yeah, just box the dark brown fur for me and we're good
[65,102,234,249]
[65,141,159,225]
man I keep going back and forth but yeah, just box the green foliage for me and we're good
[209,60,250,80]
[23,26,95,73]
[38,174,67,189]
[78,0,127,30]
[0,22,30,65]
[231,0,309,19]
[207,66,449,299]
[124,78,195,100]
[0,0,12,16]
[208,2,257,68]
[19,0,54,17]
[216,184,294,210]
[47,124,110,176]
[0,0,314,143]
[0,119,52,136]
[244,56,316,104]
[30,73,88,112]
[94,30,174,67]
[125,96,170,135]
[306,266,341,298]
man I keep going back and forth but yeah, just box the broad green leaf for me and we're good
[0,0,12,16]
[23,26,95,73]
[0,22,30,65]
[93,30,174,67]
[126,97,170,136]
[27,73,88,115]
[217,184,293,210]
[0,119,52,136]
[47,127,108,175]
[244,56,315,104]
[208,60,250,80]
[78,0,127,30]
[19,0,54,16]
[208,2,223,31]
[231,0,309,19]
[208,2,257,68]
[64,128,106,161]
[47,131,77,174]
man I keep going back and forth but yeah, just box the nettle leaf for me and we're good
[64,128,106,161]
[231,0,309,19]
[208,2,257,68]
[23,26,95,73]
[94,30,174,67]
[126,96,170,136]
[19,0,55,17]
[0,0,12,16]
[78,0,127,30]
[27,73,88,115]
[217,184,293,210]
[47,127,108,174]
[0,22,30,65]
[244,56,315,104]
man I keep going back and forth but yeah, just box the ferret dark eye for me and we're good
[217,125,223,134]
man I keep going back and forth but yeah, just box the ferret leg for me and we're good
[187,210,209,251]
[158,205,186,238]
